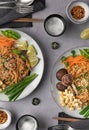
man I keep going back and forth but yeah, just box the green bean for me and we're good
[84,110,89,118]
[1,30,21,40]
[13,91,23,101]
[79,105,89,115]
[9,85,26,101]
[79,49,89,59]
[9,91,23,101]
[84,49,89,53]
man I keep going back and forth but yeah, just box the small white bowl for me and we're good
[16,115,39,130]
[0,108,11,129]
[44,14,66,37]
[66,1,89,24]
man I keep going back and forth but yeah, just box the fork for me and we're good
[16,4,33,13]
[0,4,33,14]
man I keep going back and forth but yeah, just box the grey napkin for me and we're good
[0,0,45,28]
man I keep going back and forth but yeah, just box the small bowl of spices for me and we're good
[0,108,11,129]
[66,1,89,24]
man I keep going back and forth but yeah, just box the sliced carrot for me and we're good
[63,55,88,67]
[0,35,15,47]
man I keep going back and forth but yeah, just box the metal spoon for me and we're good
[0,0,35,5]
[0,1,16,5]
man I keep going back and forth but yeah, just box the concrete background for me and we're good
[0,0,89,129]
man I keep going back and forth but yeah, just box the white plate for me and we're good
[0,28,44,101]
[51,46,89,118]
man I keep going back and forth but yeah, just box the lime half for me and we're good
[27,45,37,57]
[80,28,89,40]
[28,56,39,68]
[17,40,28,50]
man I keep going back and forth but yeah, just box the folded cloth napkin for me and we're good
[0,0,45,28]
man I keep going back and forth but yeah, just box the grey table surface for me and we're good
[1,0,89,130]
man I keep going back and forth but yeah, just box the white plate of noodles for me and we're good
[51,45,89,118]
[0,28,44,101]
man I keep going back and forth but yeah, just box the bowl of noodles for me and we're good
[0,28,44,102]
[51,46,89,118]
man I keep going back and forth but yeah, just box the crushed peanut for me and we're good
[71,6,85,20]
[0,110,8,124]
[59,86,83,110]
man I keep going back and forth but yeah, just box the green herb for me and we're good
[20,55,26,60]
[87,79,89,82]
[71,50,76,57]
[10,79,13,82]
[76,78,80,81]
[60,56,67,62]
[12,49,21,55]
[86,86,89,92]
[12,49,26,60]
[32,97,40,105]
[82,73,87,78]
[1,30,21,40]
[64,62,69,67]
[74,65,80,70]
[1,73,38,101]
[76,86,82,91]
[2,62,8,70]
[79,105,89,115]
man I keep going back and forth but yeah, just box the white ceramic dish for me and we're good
[66,1,89,24]
[44,14,66,37]
[0,108,11,129]
[16,115,38,130]
[50,46,89,118]
[0,28,44,102]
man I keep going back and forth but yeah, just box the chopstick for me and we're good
[13,18,44,22]
[53,117,81,122]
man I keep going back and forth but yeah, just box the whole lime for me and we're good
[80,28,89,40]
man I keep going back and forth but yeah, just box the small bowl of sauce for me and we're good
[66,1,89,24]
[44,14,66,37]
[0,108,11,129]
[16,115,38,130]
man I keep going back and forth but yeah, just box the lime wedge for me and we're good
[17,40,28,50]
[27,45,37,57]
[80,28,89,40]
[28,56,39,68]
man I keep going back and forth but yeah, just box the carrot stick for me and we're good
[64,55,88,67]
[0,35,15,47]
